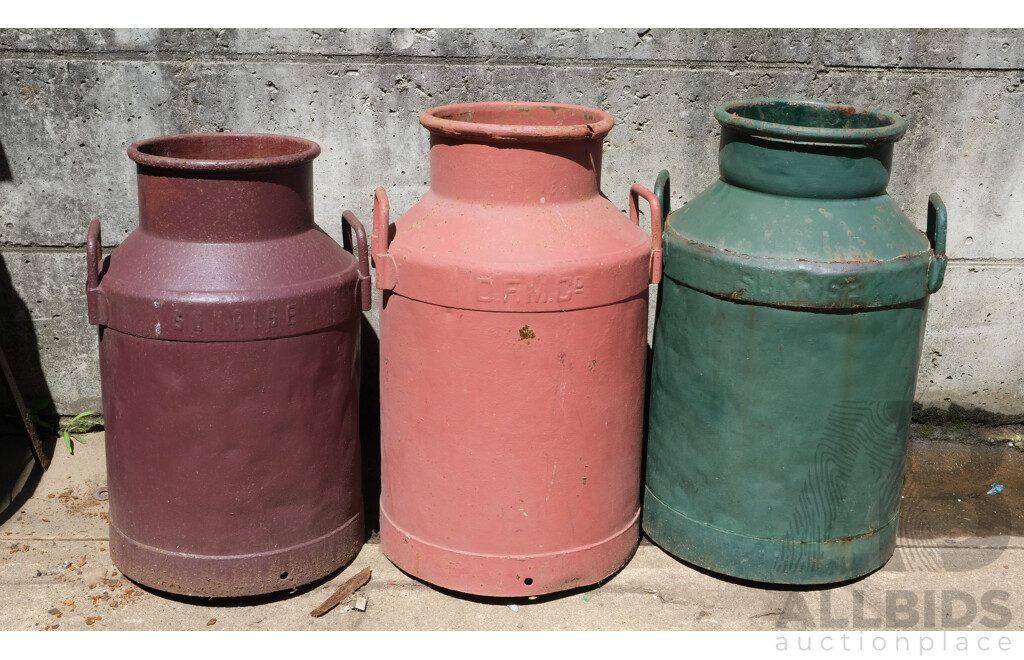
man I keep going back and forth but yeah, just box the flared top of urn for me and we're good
[420,101,614,143]
[128,132,320,172]
[715,99,907,199]
[420,101,613,203]
[127,133,320,241]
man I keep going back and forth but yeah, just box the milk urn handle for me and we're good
[85,220,107,326]
[340,210,373,312]
[371,187,397,291]
[926,193,948,294]
[654,169,671,218]
[629,183,663,284]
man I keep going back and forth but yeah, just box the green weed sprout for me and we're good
[61,411,100,454]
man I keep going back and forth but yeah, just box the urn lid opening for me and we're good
[716,98,907,144]
[128,132,321,172]
[420,101,614,143]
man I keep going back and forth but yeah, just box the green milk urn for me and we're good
[643,98,948,584]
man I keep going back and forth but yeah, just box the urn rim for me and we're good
[420,101,614,143]
[128,132,321,172]
[715,98,907,145]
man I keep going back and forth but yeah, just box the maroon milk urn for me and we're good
[86,133,370,596]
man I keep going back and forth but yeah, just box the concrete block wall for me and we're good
[0,28,1021,415]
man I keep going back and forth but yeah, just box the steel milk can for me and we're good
[644,98,948,584]
[365,101,662,596]
[87,132,371,596]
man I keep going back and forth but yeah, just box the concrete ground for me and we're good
[1,429,1021,632]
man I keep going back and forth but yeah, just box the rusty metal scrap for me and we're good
[309,567,371,618]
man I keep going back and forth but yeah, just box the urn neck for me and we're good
[420,101,612,204]
[428,137,604,203]
[127,133,320,241]
[715,99,906,199]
